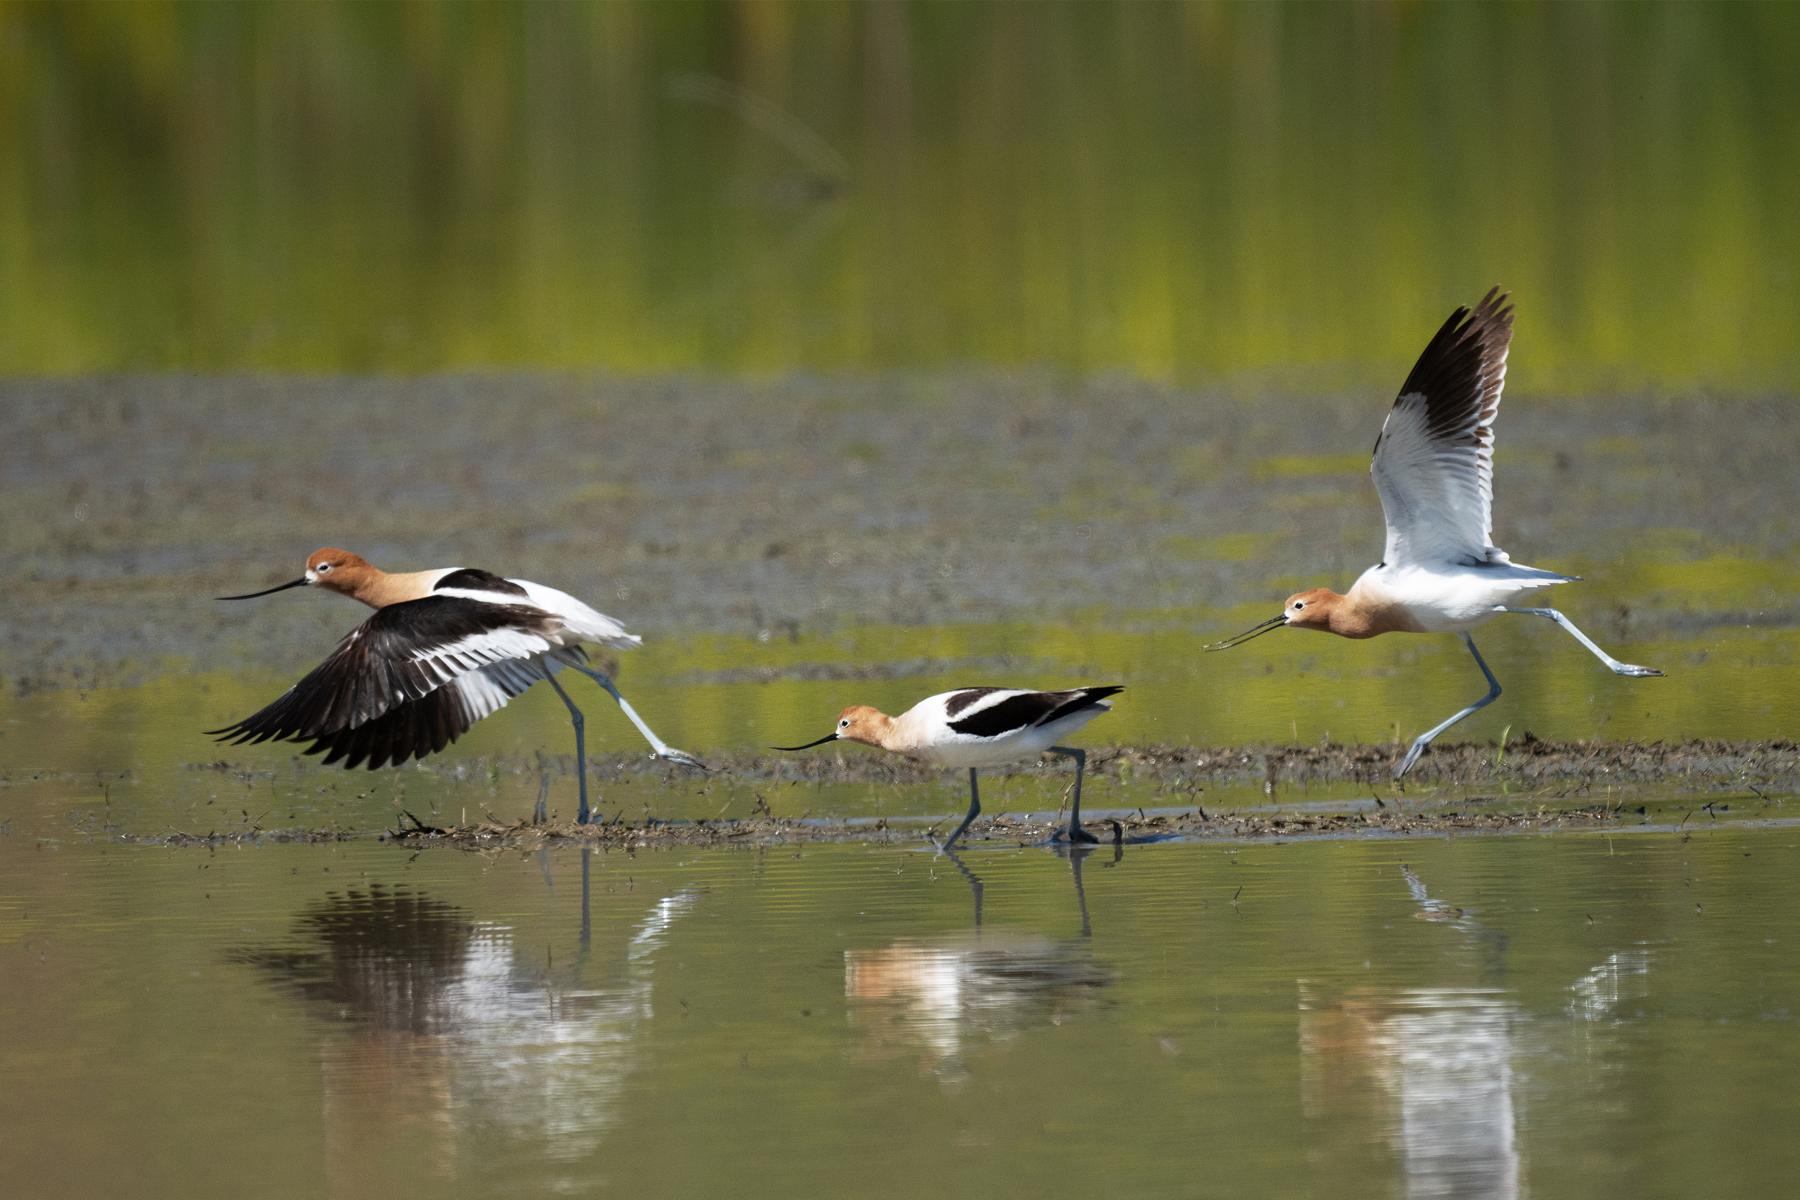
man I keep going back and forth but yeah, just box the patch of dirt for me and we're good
[126,736,1795,849]
[376,799,1641,853]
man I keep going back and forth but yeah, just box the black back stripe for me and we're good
[1039,685,1125,726]
[947,686,1123,740]
[434,568,530,598]
[944,687,1005,718]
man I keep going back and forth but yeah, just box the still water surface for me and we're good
[3,828,1797,1198]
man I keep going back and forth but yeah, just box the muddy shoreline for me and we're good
[178,734,1800,791]
[122,735,1797,849]
[115,795,1760,852]
[682,735,1800,790]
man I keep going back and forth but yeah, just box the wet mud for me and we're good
[118,736,1797,850]
[703,735,1800,792]
[6,375,1796,693]
[369,799,1637,854]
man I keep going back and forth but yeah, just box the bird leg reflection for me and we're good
[937,845,985,928]
[1061,839,1123,939]
[580,847,592,949]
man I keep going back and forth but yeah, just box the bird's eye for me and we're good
[316,563,332,573]
[1293,600,1305,610]
[839,719,849,728]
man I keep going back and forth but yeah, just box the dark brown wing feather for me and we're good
[210,595,561,768]
[308,687,465,770]
[1378,287,1514,455]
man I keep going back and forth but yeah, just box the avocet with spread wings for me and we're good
[1207,289,1662,777]
[211,548,703,821]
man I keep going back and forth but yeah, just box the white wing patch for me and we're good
[448,659,547,727]
[506,579,642,650]
[1371,394,1497,568]
[337,625,564,727]
[1370,291,1513,570]
[407,625,562,680]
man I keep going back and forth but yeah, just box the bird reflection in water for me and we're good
[1299,866,1522,1200]
[844,842,1118,1089]
[1300,866,1662,1199]
[235,854,695,1194]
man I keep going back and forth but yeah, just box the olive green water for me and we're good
[5,829,1800,1199]
[3,1,1797,387]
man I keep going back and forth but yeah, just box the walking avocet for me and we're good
[775,686,1122,846]
[1206,289,1662,777]
[210,548,703,822]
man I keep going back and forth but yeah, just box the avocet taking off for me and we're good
[211,548,703,821]
[1206,289,1662,777]
[776,686,1122,847]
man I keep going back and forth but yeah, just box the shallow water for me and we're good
[4,827,1798,1199]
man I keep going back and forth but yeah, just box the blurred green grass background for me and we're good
[2,0,1795,387]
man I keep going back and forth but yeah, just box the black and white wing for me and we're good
[941,686,1125,740]
[211,596,567,769]
[1370,288,1515,568]
[431,569,641,651]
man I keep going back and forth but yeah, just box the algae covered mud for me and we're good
[3,371,1798,836]
[71,737,1800,852]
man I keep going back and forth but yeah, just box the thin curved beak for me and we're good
[1202,613,1288,651]
[218,577,309,601]
[773,733,839,751]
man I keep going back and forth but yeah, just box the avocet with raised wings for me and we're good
[1206,289,1661,777]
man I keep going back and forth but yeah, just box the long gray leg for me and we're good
[940,768,982,849]
[1049,746,1099,843]
[1499,607,1664,677]
[545,672,592,824]
[562,661,707,768]
[1397,634,1503,778]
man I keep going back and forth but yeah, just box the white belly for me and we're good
[918,724,1067,769]
[1360,562,1571,634]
